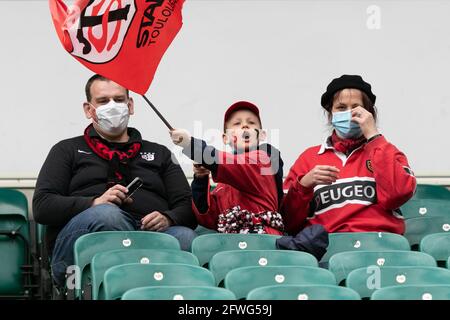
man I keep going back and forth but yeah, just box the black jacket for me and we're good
[33,127,196,251]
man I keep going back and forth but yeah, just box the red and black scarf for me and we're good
[83,124,141,188]
[330,130,366,155]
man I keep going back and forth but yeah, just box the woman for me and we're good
[282,75,416,235]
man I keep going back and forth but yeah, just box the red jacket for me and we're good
[192,149,283,235]
[282,135,416,235]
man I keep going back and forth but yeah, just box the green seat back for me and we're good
[401,199,450,219]
[122,285,236,300]
[329,250,436,284]
[420,233,450,266]
[412,184,450,200]
[103,263,215,300]
[371,284,450,300]
[91,249,199,299]
[36,223,46,246]
[0,188,29,296]
[194,225,216,236]
[405,216,450,247]
[346,266,450,299]
[73,231,180,298]
[224,266,336,299]
[321,232,410,265]
[247,284,360,300]
[191,234,281,266]
[210,250,318,285]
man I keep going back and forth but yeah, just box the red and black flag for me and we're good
[49,0,185,94]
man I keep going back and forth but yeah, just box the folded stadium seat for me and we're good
[194,225,216,236]
[73,231,180,299]
[329,250,436,285]
[412,184,450,200]
[209,250,318,286]
[103,263,215,300]
[371,284,450,300]
[191,233,281,267]
[320,232,410,268]
[346,266,450,299]
[224,265,336,300]
[122,285,236,300]
[419,233,450,267]
[246,284,361,300]
[91,248,199,300]
[401,198,450,220]
[35,223,52,299]
[405,216,450,249]
[0,188,33,298]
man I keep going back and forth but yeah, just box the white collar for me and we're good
[318,136,334,155]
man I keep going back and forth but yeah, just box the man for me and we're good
[33,74,197,288]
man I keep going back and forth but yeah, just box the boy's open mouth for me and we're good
[242,131,251,141]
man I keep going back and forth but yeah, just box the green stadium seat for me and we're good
[224,266,336,299]
[405,216,450,248]
[420,233,450,266]
[371,284,450,300]
[122,285,236,300]
[35,223,52,300]
[73,231,180,299]
[346,266,450,299]
[103,263,215,300]
[412,184,450,200]
[91,249,199,300]
[320,232,410,266]
[448,257,450,269]
[194,225,216,236]
[247,284,361,300]
[191,233,281,267]
[209,250,318,285]
[329,250,436,285]
[0,188,31,298]
[401,198,450,219]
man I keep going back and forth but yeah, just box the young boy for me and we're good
[170,101,284,235]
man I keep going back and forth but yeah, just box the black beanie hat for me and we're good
[320,75,376,108]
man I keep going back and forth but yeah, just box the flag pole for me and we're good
[141,95,174,130]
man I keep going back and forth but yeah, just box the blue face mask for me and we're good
[331,110,363,139]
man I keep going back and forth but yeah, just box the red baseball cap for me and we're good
[223,101,261,131]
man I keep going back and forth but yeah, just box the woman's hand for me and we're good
[300,165,340,188]
[351,106,379,140]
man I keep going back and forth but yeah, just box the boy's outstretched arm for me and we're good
[170,129,274,197]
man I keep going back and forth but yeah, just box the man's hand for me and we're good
[169,128,191,148]
[193,164,210,178]
[92,184,133,207]
[300,165,340,188]
[141,211,172,232]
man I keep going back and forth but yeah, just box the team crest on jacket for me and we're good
[140,152,155,161]
[366,160,374,173]
[65,0,137,63]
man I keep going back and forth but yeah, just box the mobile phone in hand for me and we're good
[125,177,143,200]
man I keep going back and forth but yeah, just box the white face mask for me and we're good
[94,100,130,135]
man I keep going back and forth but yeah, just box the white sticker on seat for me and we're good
[122,239,131,247]
[154,272,164,281]
[140,257,150,264]
[238,241,248,249]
